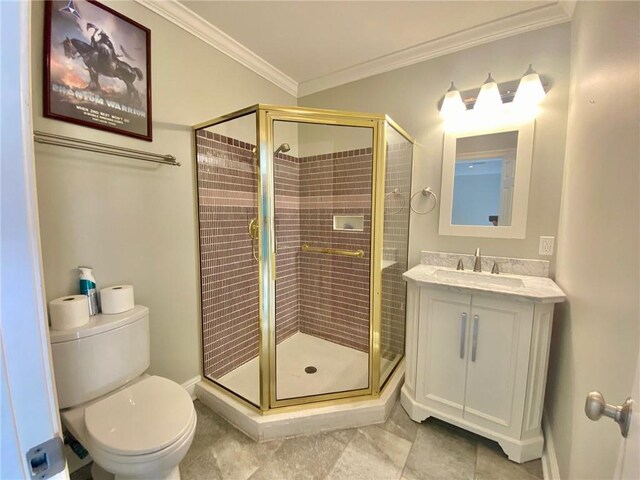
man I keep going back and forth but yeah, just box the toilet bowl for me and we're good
[61,376,196,480]
[49,306,196,479]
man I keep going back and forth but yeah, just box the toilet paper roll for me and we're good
[100,285,135,314]
[49,295,90,330]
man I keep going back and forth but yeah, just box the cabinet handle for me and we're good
[459,313,467,359]
[472,314,479,362]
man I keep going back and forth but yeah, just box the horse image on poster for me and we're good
[62,24,143,105]
[45,0,151,140]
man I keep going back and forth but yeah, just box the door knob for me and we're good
[585,391,633,438]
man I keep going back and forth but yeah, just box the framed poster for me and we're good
[44,0,152,141]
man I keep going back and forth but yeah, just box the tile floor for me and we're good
[177,400,543,480]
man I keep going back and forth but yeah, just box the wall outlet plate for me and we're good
[539,236,555,256]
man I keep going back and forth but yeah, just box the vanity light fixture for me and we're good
[440,66,549,113]
[514,64,546,107]
[474,73,502,113]
[440,82,466,119]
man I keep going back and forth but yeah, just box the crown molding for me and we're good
[135,0,298,97]
[136,1,572,99]
[559,0,577,18]
[298,3,572,97]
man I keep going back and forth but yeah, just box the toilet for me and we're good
[49,305,196,480]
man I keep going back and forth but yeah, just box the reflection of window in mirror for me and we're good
[439,118,534,239]
[451,131,518,227]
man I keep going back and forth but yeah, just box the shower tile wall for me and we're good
[198,131,374,382]
[197,131,260,380]
[297,149,373,352]
[274,152,301,344]
[381,141,413,361]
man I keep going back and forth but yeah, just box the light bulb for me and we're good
[440,82,466,119]
[514,64,546,106]
[474,73,502,113]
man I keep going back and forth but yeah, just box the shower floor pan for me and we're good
[217,332,394,404]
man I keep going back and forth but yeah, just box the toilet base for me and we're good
[92,462,181,480]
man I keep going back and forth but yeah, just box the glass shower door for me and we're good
[195,112,261,407]
[270,117,376,404]
[379,123,413,388]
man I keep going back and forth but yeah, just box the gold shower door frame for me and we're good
[193,104,415,413]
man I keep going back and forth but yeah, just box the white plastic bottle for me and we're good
[78,267,100,315]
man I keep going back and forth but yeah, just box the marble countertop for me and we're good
[403,264,566,304]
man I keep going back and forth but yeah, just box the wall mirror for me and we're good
[439,119,534,238]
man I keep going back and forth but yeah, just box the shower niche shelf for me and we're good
[333,215,364,232]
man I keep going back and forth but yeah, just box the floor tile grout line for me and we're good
[473,440,480,480]
[182,400,543,480]
[182,440,215,470]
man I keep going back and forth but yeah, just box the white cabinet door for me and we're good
[416,289,471,418]
[463,295,534,437]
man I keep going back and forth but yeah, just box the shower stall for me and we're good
[194,105,414,412]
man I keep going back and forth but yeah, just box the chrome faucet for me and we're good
[473,248,482,272]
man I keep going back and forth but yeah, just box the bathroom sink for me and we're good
[403,264,566,303]
[432,269,524,289]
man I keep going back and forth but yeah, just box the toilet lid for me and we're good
[84,376,194,456]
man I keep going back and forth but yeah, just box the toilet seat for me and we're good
[87,410,196,479]
[84,376,194,456]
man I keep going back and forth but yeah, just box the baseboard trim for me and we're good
[541,414,561,480]
[182,375,201,400]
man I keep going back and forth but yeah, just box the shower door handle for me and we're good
[248,217,259,261]
[249,217,259,240]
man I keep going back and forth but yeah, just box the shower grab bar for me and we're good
[301,244,365,258]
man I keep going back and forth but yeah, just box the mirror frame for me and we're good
[439,118,535,239]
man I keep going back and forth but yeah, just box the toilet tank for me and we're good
[49,305,150,409]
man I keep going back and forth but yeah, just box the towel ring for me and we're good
[384,188,405,215]
[410,187,438,215]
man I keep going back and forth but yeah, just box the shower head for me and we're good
[274,143,291,156]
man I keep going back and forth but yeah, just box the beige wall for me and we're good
[300,24,571,271]
[545,2,640,478]
[31,1,295,385]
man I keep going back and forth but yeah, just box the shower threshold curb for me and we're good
[195,361,405,442]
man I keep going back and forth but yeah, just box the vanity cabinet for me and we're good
[402,283,556,463]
